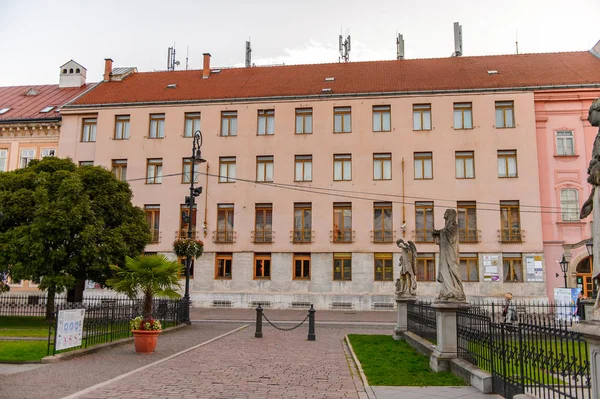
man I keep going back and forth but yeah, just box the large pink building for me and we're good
[56,51,600,309]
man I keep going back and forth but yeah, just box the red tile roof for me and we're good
[0,84,95,122]
[71,51,600,106]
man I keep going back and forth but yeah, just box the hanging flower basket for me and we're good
[173,238,204,259]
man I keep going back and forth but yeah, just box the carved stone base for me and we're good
[393,297,416,341]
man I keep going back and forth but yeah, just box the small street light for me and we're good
[182,130,206,325]
[559,255,569,289]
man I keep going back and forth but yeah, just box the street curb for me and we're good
[41,323,188,364]
[344,334,377,399]
[60,324,249,399]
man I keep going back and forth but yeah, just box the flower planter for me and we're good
[132,330,161,353]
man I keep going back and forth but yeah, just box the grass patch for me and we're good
[0,316,49,337]
[348,334,466,386]
[0,341,48,362]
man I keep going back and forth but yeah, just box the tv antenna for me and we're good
[245,39,252,67]
[452,22,463,57]
[396,33,405,60]
[167,44,180,71]
[339,30,351,62]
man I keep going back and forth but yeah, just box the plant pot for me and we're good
[132,330,161,353]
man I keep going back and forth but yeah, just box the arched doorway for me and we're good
[576,257,593,297]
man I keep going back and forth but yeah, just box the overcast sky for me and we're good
[1,0,599,86]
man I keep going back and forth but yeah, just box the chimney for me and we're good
[202,53,211,79]
[104,58,113,82]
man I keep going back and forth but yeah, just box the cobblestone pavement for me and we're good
[71,324,389,399]
[190,308,395,324]
[0,323,244,399]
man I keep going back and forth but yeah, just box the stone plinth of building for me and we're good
[393,296,416,340]
[430,301,467,372]
[571,321,600,399]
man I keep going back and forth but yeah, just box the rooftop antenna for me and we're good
[245,40,252,67]
[339,29,351,62]
[167,44,180,71]
[396,33,405,60]
[185,46,189,70]
[452,22,462,57]
[515,31,519,55]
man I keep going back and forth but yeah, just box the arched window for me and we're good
[76,68,80,73]
[62,69,67,74]
[69,68,73,73]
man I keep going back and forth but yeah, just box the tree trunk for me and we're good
[143,289,153,322]
[45,286,56,321]
[67,279,86,303]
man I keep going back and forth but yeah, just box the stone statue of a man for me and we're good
[432,209,466,302]
[395,238,417,297]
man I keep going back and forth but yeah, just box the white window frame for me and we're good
[560,188,579,222]
[556,130,575,156]
[20,149,35,168]
[0,149,8,172]
[41,148,56,158]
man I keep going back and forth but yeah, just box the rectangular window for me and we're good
[20,149,35,168]
[413,104,431,130]
[112,159,128,182]
[254,253,271,279]
[146,158,163,184]
[415,202,434,243]
[503,254,523,282]
[144,205,160,243]
[215,253,233,279]
[414,152,433,180]
[417,253,435,281]
[333,154,352,181]
[373,202,393,243]
[500,201,521,243]
[149,114,165,138]
[293,253,311,279]
[560,189,579,221]
[497,150,518,178]
[182,158,200,184]
[373,153,392,180]
[293,203,312,243]
[453,103,473,129]
[333,107,351,133]
[216,204,234,243]
[0,149,7,172]
[333,203,352,243]
[184,112,201,138]
[219,156,236,183]
[257,109,275,135]
[41,148,56,158]
[254,204,273,243]
[79,161,94,166]
[455,151,475,179]
[374,253,393,281]
[460,254,479,282]
[295,108,313,134]
[179,204,197,239]
[556,130,575,155]
[114,115,130,140]
[295,155,312,182]
[333,253,352,281]
[373,105,391,132]
[256,156,274,182]
[495,101,515,128]
[81,118,97,142]
[457,201,478,243]
[220,111,238,136]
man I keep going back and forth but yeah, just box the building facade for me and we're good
[58,52,600,308]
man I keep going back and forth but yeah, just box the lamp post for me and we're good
[559,255,569,289]
[586,240,597,299]
[182,130,206,325]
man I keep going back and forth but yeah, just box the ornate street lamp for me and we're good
[559,255,569,289]
[182,130,206,324]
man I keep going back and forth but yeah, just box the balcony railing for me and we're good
[252,230,274,243]
[459,229,481,244]
[331,229,355,243]
[149,229,161,244]
[371,230,395,243]
[498,228,524,243]
[291,229,314,243]
[412,228,435,243]
[213,229,236,244]
[175,229,200,240]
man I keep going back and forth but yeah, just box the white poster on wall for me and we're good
[483,255,501,282]
[525,255,544,282]
[55,309,85,351]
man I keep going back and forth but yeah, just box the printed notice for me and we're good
[55,308,85,351]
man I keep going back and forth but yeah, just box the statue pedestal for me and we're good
[429,301,466,372]
[393,296,416,340]
[571,321,600,399]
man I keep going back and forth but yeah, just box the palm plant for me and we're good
[106,254,182,325]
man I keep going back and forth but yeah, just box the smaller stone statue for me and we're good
[432,209,466,302]
[395,238,417,297]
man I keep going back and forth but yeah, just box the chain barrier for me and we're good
[262,312,309,331]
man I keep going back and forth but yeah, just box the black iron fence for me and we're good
[407,300,437,343]
[44,297,184,356]
[468,299,581,326]
[458,307,591,399]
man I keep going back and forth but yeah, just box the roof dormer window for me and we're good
[0,108,10,115]
[40,106,55,113]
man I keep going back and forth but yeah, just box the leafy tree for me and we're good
[0,157,151,318]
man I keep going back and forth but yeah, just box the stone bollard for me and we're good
[393,297,416,340]
[255,305,263,338]
[308,304,316,341]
